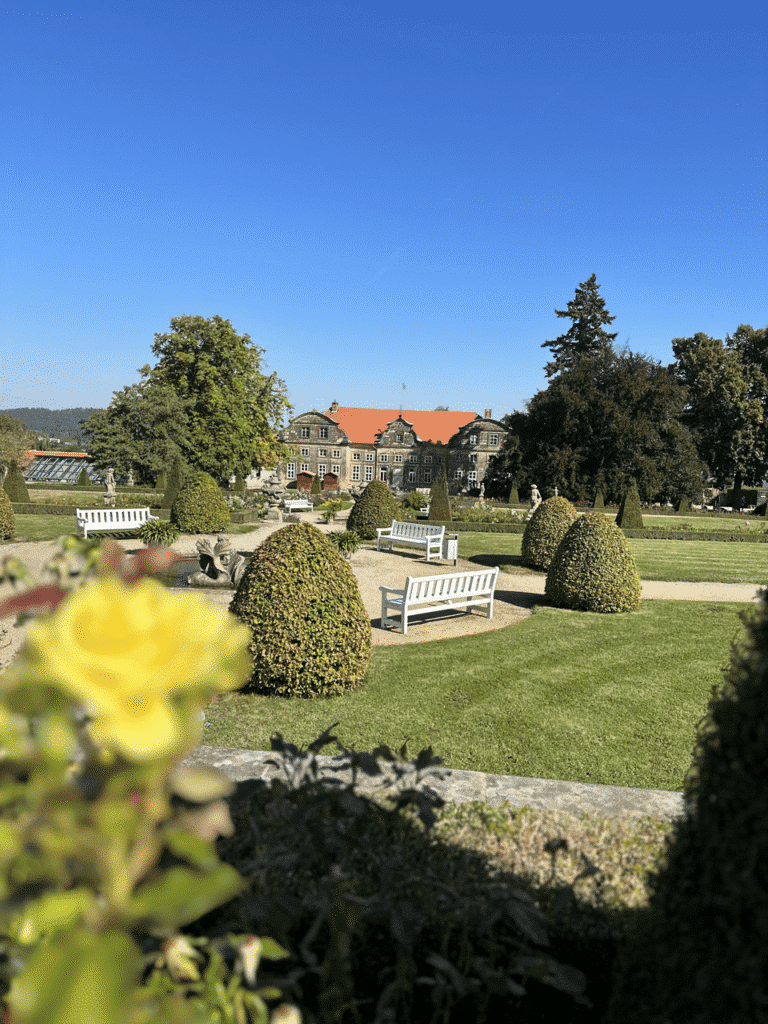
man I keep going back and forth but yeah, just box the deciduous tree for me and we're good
[0,414,38,487]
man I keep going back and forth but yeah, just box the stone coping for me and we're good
[178,744,685,823]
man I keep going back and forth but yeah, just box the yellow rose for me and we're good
[17,576,252,761]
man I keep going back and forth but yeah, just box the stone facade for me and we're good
[280,407,508,494]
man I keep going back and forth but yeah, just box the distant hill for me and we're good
[0,408,105,449]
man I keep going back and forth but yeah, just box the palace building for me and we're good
[280,402,509,492]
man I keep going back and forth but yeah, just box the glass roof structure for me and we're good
[21,453,107,485]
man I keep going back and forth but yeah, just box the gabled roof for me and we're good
[323,408,478,444]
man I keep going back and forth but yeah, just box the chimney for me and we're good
[484,408,492,419]
[330,400,339,413]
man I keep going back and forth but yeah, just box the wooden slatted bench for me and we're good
[76,507,159,539]
[376,520,445,562]
[380,566,500,635]
[284,498,313,513]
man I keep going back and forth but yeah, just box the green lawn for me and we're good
[203,599,750,793]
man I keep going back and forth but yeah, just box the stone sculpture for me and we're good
[527,484,542,519]
[186,536,248,588]
[103,467,116,506]
[126,470,134,486]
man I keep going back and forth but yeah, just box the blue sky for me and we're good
[2,0,766,426]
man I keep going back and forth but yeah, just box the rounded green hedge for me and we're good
[347,480,401,540]
[521,496,579,570]
[545,511,641,613]
[170,471,230,533]
[228,523,371,697]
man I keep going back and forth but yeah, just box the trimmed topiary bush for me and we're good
[592,489,605,509]
[521,496,579,571]
[615,477,644,529]
[233,471,246,494]
[347,480,402,540]
[508,481,520,505]
[607,591,768,1022]
[428,464,452,522]
[155,469,167,492]
[0,488,14,540]
[76,466,90,487]
[310,474,322,495]
[675,494,690,513]
[545,511,641,613]
[161,454,186,510]
[170,471,230,533]
[228,523,371,697]
[2,460,29,504]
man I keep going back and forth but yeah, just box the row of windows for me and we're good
[296,427,499,445]
[286,464,484,485]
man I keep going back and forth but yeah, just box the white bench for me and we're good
[377,520,445,562]
[380,566,500,635]
[420,505,430,515]
[76,507,158,539]
[284,498,313,513]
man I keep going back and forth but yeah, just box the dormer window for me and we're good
[489,433,499,446]
[319,427,328,439]
[300,427,310,439]
[396,433,403,443]
[470,434,478,445]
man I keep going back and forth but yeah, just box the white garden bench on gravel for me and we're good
[284,498,313,513]
[380,566,500,635]
[377,520,445,562]
[76,507,158,539]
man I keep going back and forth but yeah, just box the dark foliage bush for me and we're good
[347,480,402,540]
[615,478,644,529]
[428,464,452,522]
[228,524,371,697]
[508,481,520,505]
[592,489,605,509]
[521,496,579,570]
[310,474,322,494]
[675,494,690,513]
[233,471,246,494]
[608,591,768,1022]
[154,469,167,491]
[546,512,641,613]
[0,489,14,541]
[161,454,185,510]
[171,471,230,533]
[188,729,603,1024]
[2,461,29,504]
[76,466,90,487]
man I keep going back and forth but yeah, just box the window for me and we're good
[396,433,403,443]
[366,452,373,462]
[469,453,477,463]
[318,464,326,477]
[423,470,431,484]
[352,466,360,481]
[409,454,417,463]
[319,427,328,439]
[470,434,478,445]
[318,449,327,457]
[394,454,402,463]
[300,426,310,439]
[379,454,388,463]
[332,464,340,474]
[286,463,296,479]
[333,449,340,457]
[301,447,309,458]
[364,466,373,481]
[379,469,388,481]
[424,455,432,464]
[353,452,360,461]
[301,463,310,473]
[408,470,416,483]
[454,468,463,480]
[468,471,477,483]
[489,434,498,446]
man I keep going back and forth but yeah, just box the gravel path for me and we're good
[1,512,764,672]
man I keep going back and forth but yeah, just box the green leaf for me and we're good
[126,864,245,928]
[14,888,95,945]
[7,927,140,1024]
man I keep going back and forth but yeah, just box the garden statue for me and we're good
[528,484,542,519]
[186,536,248,588]
[103,467,116,505]
[553,486,558,496]
[479,482,485,500]
[126,469,134,486]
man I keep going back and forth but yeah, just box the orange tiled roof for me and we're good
[324,408,478,445]
[24,450,90,458]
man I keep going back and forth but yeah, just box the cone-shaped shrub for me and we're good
[76,466,90,487]
[521,496,579,570]
[233,471,246,494]
[161,454,185,510]
[155,469,167,492]
[2,460,29,504]
[229,523,371,697]
[310,474,322,494]
[675,494,690,514]
[347,480,401,540]
[615,477,644,529]
[508,481,519,505]
[0,488,14,540]
[608,592,768,1022]
[171,471,230,533]
[592,489,605,509]
[428,464,452,522]
[545,512,641,613]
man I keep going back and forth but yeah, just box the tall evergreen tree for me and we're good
[542,273,619,378]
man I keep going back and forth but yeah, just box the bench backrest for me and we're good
[77,507,152,525]
[390,520,444,539]
[405,567,498,602]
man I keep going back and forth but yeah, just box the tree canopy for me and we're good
[0,414,38,485]
[80,315,293,485]
[542,273,618,378]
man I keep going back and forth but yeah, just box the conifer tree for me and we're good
[542,273,618,378]
[428,464,451,522]
[2,460,29,503]
[615,477,644,529]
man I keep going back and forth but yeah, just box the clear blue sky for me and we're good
[2,0,766,425]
